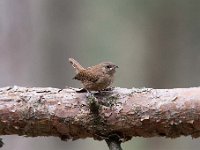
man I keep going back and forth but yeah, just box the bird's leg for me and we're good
[86,90,95,97]
[86,91,91,97]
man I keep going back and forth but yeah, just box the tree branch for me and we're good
[0,86,200,141]
[106,134,122,150]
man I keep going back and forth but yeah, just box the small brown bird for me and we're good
[69,58,118,92]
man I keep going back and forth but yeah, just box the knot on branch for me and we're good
[0,138,4,148]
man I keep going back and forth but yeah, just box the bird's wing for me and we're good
[73,70,99,82]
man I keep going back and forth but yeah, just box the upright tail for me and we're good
[68,58,84,73]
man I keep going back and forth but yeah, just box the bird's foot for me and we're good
[86,91,96,98]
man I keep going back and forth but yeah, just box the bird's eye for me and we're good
[106,65,111,69]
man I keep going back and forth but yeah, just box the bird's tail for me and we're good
[68,58,84,73]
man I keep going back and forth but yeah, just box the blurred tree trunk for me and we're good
[144,1,200,150]
[39,0,82,88]
[145,1,200,88]
[0,0,32,86]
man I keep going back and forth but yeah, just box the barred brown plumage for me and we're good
[68,58,118,91]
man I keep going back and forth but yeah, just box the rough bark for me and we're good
[0,86,200,141]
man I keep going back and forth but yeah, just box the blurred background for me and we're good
[1,0,200,150]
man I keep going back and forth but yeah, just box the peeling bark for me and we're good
[0,86,200,141]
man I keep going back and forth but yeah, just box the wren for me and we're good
[68,58,118,92]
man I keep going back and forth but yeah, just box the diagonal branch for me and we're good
[0,86,200,141]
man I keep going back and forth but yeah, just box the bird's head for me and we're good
[100,62,119,75]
